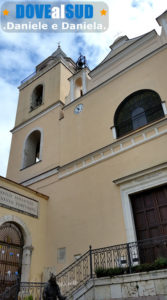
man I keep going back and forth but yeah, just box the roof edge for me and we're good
[0,175,49,200]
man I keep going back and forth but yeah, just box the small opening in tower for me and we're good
[75,77,83,99]
[31,84,43,111]
[22,130,41,168]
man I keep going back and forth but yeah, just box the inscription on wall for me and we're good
[0,187,38,218]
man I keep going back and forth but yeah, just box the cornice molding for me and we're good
[89,30,157,77]
[22,118,167,186]
[63,43,167,112]
[113,162,167,185]
[19,58,74,90]
[11,101,64,133]
[58,118,167,179]
[21,167,59,186]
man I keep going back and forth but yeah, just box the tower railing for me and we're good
[21,71,36,84]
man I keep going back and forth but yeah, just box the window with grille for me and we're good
[114,90,164,138]
[57,247,66,263]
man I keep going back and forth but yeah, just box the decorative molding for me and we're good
[11,102,63,134]
[0,175,48,200]
[19,59,74,90]
[70,78,74,102]
[21,118,167,186]
[58,118,167,179]
[162,101,167,115]
[114,164,167,243]
[111,126,117,140]
[89,31,162,78]
[22,167,59,186]
[0,215,32,247]
[82,71,87,94]
[63,43,167,112]
[113,162,167,185]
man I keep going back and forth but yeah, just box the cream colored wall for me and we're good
[0,177,48,281]
[8,48,167,183]
[29,133,167,273]
[7,106,62,183]
[88,33,164,90]
[6,39,167,274]
[60,63,71,102]
[60,48,167,165]
[7,50,167,182]
[15,63,72,127]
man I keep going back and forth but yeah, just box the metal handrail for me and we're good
[0,282,19,300]
[18,235,167,299]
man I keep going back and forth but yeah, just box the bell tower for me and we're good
[69,54,90,102]
[7,46,76,183]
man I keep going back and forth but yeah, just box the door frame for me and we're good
[114,163,167,243]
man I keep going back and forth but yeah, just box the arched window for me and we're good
[23,130,41,168]
[75,77,83,99]
[114,90,164,138]
[30,84,43,111]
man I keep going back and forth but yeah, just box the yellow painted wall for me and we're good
[60,49,167,165]
[5,33,167,276]
[29,133,167,273]
[7,107,62,183]
[7,49,167,183]
[15,63,71,127]
[0,177,48,281]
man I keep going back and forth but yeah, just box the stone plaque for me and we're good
[0,187,38,218]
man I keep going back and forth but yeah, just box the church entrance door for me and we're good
[0,222,23,294]
[130,185,167,263]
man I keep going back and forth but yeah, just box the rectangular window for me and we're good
[57,247,66,263]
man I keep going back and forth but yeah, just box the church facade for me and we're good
[0,10,167,288]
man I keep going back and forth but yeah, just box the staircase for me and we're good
[4,236,167,299]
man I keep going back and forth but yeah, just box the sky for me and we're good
[0,0,167,177]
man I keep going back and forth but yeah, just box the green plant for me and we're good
[95,267,110,278]
[132,263,155,273]
[95,257,167,278]
[24,296,33,300]
[108,267,125,277]
[154,257,167,269]
[95,266,126,278]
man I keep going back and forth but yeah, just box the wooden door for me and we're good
[130,185,167,263]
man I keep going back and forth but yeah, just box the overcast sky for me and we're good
[0,0,167,177]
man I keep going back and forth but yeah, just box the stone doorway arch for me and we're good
[0,215,33,284]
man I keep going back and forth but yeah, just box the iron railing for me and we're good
[0,281,19,300]
[19,282,45,299]
[17,235,167,299]
[21,71,36,84]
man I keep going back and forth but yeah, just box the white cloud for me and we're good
[0,78,18,176]
[0,0,166,177]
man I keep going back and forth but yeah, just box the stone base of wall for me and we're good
[71,269,167,300]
